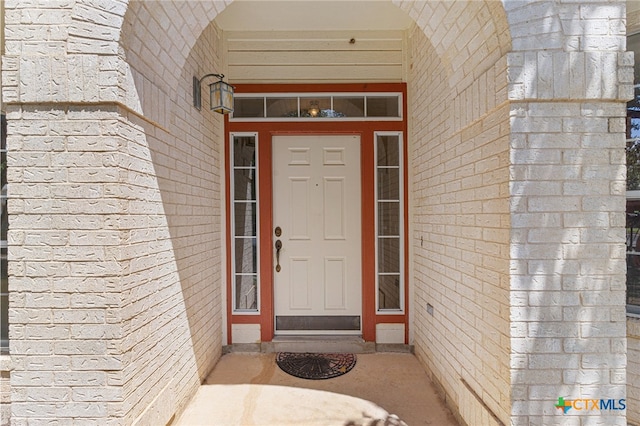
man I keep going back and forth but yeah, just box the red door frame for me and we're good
[225,83,408,343]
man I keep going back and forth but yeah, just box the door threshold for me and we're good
[271,334,364,342]
[223,339,413,355]
[265,335,374,354]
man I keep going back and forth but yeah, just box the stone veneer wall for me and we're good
[1,1,224,424]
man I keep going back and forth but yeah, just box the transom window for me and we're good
[232,93,402,121]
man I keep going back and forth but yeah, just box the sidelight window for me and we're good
[231,134,260,313]
[375,132,403,312]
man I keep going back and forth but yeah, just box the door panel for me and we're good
[289,178,310,239]
[323,177,346,239]
[289,257,311,309]
[324,257,346,309]
[273,135,361,333]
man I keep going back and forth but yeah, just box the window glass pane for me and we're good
[233,137,255,167]
[1,249,6,349]
[628,255,640,306]
[266,97,298,117]
[1,181,6,243]
[627,85,640,191]
[0,295,7,349]
[233,169,256,201]
[630,33,640,83]
[234,202,257,236]
[628,215,640,306]
[235,237,257,273]
[378,202,400,236]
[628,32,640,309]
[1,114,6,243]
[1,114,6,349]
[378,168,400,200]
[235,275,258,310]
[333,97,364,117]
[0,270,5,350]
[231,94,402,121]
[367,96,399,117]
[300,97,331,117]
[628,138,640,191]
[379,275,401,310]
[377,135,399,166]
[378,237,400,273]
[233,98,265,118]
[0,250,6,294]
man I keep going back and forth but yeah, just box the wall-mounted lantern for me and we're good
[193,73,234,114]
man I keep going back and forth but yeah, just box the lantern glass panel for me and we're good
[210,81,234,114]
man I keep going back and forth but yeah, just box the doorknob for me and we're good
[275,239,282,272]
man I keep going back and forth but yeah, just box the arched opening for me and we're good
[116,1,514,424]
[1,1,632,425]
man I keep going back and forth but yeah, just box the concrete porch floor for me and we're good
[174,352,459,426]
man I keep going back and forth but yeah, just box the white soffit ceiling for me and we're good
[215,0,414,32]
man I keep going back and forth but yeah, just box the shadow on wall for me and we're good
[117,2,227,423]
[508,1,628,424]
[407,2,512,424]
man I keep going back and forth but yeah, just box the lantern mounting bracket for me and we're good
[193,73,230,112]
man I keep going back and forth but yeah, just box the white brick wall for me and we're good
[509,100,628,425]
[408,10,511,424]
[507,2,629,425]
[406,1,630,425]
[0,1,634,425]
[4,103,126,423]
[119,1,225,107]
[2,1,227,424]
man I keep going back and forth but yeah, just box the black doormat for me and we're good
[276,352,357,380]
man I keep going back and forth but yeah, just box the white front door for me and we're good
[273,135,362,334]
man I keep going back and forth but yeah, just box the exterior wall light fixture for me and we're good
[193,73,234,114]
[308,101,320,117]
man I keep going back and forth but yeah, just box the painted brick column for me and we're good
[507,47,633,424]
[5,104,128,422]
[2,1,225,424]
[1,1,129,423]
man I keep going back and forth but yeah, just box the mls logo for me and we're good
[555,397,571,414]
